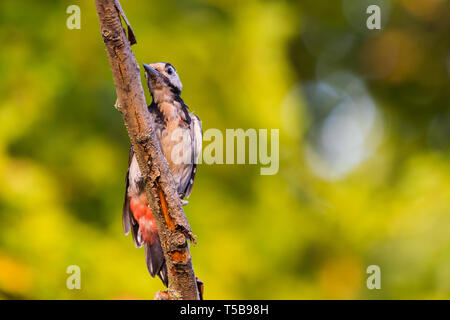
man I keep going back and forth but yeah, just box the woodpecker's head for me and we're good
[143,62,182,100]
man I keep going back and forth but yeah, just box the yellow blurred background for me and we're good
[0,0,449,299]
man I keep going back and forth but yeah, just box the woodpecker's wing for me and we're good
[184,113,202,199]
[122,146,134,235]
[122,147,143,248]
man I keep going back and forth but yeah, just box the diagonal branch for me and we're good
[94,0,200,300]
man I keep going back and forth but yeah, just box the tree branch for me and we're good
[94,0,200,300]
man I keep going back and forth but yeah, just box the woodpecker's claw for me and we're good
[114,99,123,112]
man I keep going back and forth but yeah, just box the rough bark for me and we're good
[94,0,199,300]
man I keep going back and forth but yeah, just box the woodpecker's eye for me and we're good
[167,67,173,75]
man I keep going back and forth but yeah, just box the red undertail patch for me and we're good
[130,194,158,244]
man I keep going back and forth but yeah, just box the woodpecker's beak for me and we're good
[143,63,160,79]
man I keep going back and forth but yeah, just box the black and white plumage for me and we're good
[122,62,202,286]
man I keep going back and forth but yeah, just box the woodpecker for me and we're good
[122,62,202,286]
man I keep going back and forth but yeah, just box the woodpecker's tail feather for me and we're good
[145,241,168,286]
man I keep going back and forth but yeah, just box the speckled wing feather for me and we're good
[184,113,202,199]
[122,147,141,248]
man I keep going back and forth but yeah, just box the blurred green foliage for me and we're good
[0,0,449,299]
